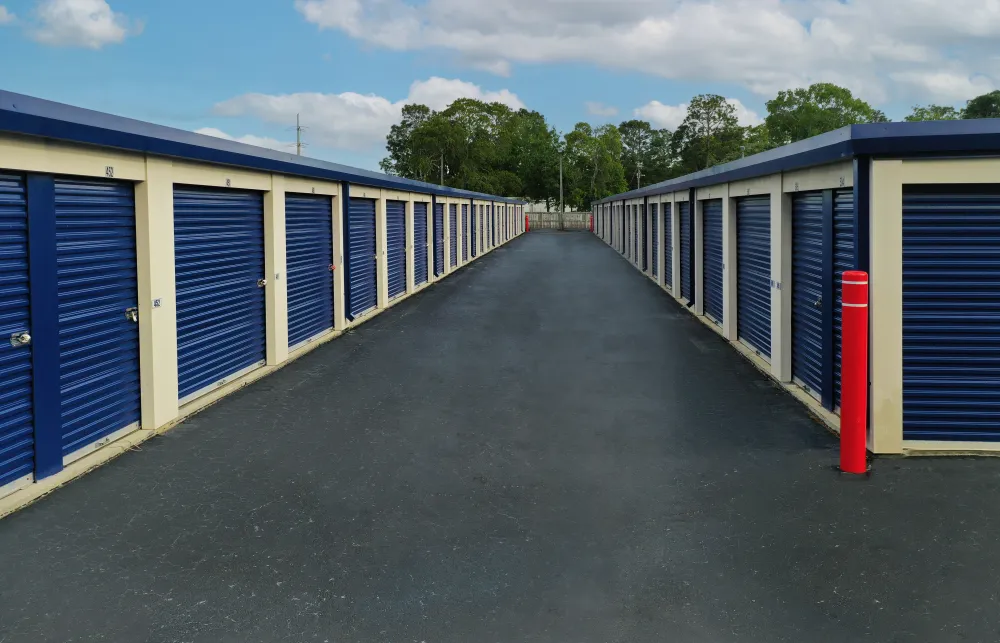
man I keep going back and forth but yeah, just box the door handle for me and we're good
[9,331,30,347]
[814,296,822,308]
[125,307,139,323]
[257,278,268,288]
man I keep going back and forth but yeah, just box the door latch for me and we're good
[257,278,268,288]
[814,296,823,308]
[125,307,139,323]
[10,331,30,347]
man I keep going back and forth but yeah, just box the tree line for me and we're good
[380,85,1000,211]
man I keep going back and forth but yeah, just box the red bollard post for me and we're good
[589,214,594,232]
[525,214,530,232]
[840,270,869,474]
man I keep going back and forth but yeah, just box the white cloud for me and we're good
[194,128,294,153]
[31,0,139,49]
[634,101,688,130]
[726,98,763,127]
[634,98,761,130]
[586,102,618,118]
[0,6,15,24]
[296,0,1000,105]
[211,77,525,152]
[890,71,994,103]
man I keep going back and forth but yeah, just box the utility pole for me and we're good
[559,155,564,231]
[440,152,445,185]
[636,161,643,190]
[295,114,304,156]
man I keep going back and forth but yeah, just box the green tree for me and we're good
[380,104,434,179]
[765,83,887,146]
[962,91,1000,119]
[619,119,673,189]
[563,123,627,210]
[670,94,744,174]
[510,109,560,208]
[904,105,961,122]
[741,124,773,157]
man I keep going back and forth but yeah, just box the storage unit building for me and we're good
[593,119,1000,455]
[0,90,523,504]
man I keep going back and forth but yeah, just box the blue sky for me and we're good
[0,0,993,171]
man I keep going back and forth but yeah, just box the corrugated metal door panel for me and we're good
[651,203,659,278]
[680,202,692,301]
[479,205,484,253]
[462,204,469,262]
[703,199,724,325]
[449,205,458,267]
[470,204,477,258]
[902,187,1000,441]
[347,197,377,319]
[433,203,444,276]
[174,186,266,401]
[664,203,673,290]
[736,195,771,358]
[792,191,824,397]
[0,173,34,488]
[285,193,333,349]
[54,178,141,457]
[413,203,428,286]
[833,189,855,408]
[386,200,406,299]
[642,206,648,272]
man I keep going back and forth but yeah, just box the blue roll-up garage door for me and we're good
[651,203,659,279]
[633,206,639,264]
[664,203,673,290]
[791,191,824,398]
[901,186,1000,441]
[174,186,266,401]
[703,199,724,325]
[450,204,458,267]
[462,204,469,262]
[680,202,692,301]
[386,200,406,299]
[347,197,377,319]
[0,173,34,490]
[833,188,854,409]
[285,193,333,349]
[641,205,648,272]
[470,204,477,258]
[414,202,428,286]
[434,203,444,277]
[55,178,141,458]
[736,195,771,358]
[479,205,484,254]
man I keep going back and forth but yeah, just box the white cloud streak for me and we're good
[194,128,294,153]
[296,0,1000,104]
[0,6,15,24]
[208,77,525,152]
[635,98,761,130]
[586,102,619,118]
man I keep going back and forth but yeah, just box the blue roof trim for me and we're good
[0,91,525,204]
[599,117,1000,203]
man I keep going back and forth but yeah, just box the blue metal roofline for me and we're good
[597,118,1000,203]
[0,91,525,204]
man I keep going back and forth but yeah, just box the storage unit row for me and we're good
[0,91,524,504]
[593,120,1000,454]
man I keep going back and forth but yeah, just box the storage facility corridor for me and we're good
[3,232,1000,642]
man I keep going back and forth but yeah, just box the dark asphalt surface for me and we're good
[2,231,1000,642]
